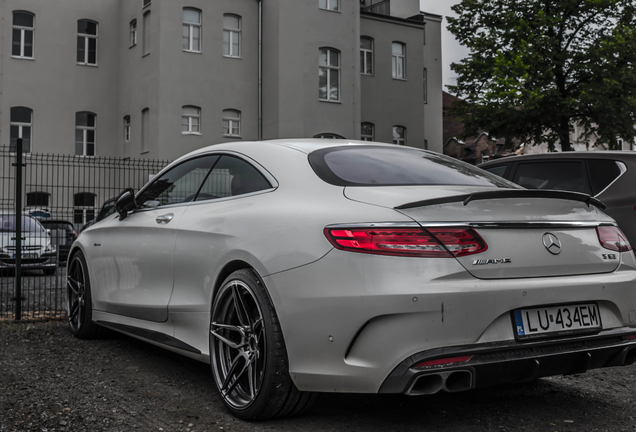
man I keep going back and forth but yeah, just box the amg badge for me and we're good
[473,257,512,265]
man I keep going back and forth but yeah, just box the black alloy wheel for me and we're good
[209,269,315,420]
[66,251,102,339]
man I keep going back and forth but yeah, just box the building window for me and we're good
[314,133,344,139]
[130,19,137,47]
[26,192,50,207]
[12,11,34,59]
[73,192,96,231]
[124,115,131,141]
[223,110,241,137]
[392,42,406,79]
[319,0,339,11]
[393,125,406,146]
[75,112,96,156]
[141,108,149,153]
[319,47,340,102]
[182,106,201,135]
[183,8,201,53]
[361,122,374,141]
[143,0,151,8]
[360,37,373,75]
[77,20,98,66]
[223,14,241,58]
[142,12,150,56]
[423,68,428,103]
[10,107,32,153]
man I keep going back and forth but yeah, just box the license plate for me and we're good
[13,253,38,259]
[513,303,601,340]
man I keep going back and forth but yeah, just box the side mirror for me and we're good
[115,188,137,220]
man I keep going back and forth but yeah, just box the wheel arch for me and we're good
[212,260,274,307]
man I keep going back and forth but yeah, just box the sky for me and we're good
[419,0,469,91]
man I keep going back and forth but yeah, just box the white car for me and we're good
[67,140,636,419]
[0,212,57,275]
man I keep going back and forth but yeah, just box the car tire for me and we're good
[209,269,316,420]
[43,268,56,276]
[66,251,102,339]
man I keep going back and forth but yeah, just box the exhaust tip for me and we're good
[624,348,636,366]
[445,370,473,393]
[407,373,444,396]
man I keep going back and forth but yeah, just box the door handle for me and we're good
[156,214,174,224]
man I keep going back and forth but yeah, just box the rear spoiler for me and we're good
[395,189,606,211]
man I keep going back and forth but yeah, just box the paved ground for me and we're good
[2,321,636,431]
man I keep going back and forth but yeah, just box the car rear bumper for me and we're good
[380,327,636,395]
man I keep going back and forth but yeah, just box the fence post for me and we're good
[14,138,23,320]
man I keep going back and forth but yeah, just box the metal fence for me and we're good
[0,144,169,321]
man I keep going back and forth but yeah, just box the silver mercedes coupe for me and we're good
[67,140,636,419]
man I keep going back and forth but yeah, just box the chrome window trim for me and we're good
[595,160,627,198]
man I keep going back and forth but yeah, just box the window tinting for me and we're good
[197,156,271,199]
[309,146,514,187]
[137,156,219,208]
[483,165,508,178]
[587,159,624,196]
[512,162,591,195]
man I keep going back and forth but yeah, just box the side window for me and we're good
[137,155,219,208]
[512,161,591,195]
[587,159,625,196]
[197,155,271,200]
[483,165,508,178]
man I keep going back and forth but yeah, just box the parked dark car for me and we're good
[39,219,77,264]
[80,197,116,233]
[480,151,636,245]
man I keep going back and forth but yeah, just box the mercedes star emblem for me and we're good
[542,232,562,255]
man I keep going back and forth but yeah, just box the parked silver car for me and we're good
[0,212,57,275]
[67,140,636,420]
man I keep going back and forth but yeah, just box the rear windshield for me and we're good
[309,146,515,188]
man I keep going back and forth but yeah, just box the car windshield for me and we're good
[309,146,516,188]
[0,215,46,233]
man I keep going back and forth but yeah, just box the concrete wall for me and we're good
[422,13,443,153]
[360,14,424,147]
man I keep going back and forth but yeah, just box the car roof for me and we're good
[480,151,636,167]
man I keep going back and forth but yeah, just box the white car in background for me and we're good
[67,140,636,420]
[0,212,57,275]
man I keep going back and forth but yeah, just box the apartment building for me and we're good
[0,0,443,161]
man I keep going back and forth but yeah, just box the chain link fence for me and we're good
[0,144,169,321]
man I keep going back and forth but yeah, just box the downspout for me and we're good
[257,0,263,140]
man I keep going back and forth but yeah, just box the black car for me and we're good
[480,151,636,245]
[39,219,77,264]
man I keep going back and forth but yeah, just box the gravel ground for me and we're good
[2,321,636,432]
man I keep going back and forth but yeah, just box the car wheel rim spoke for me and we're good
[66,257,86,331]
[231,283,251,327]
[221,354,248,395]
[210,323,245,350]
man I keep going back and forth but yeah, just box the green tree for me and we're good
[447,0,636,151]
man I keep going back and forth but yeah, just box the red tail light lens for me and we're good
[414,355,473,368]
[596,226,632,252]
[324,226,487,258]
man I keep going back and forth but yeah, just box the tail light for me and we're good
[596,226,632,252]
[324,226,487,258]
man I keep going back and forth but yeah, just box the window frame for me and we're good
[360,37,373,76]
[10,106,33,154]
[361,122,375,141]
[223,14,241,58]
[319,47,341,102]
[183,8,202,53]
[142,11,151,56]
[12,11,35,59]
[223,109,241,138]
[77,19,98,66]
[130,19,137,47]
[124,115,131,142]
[392,125,406,146]
[75,111,96,157]
[392,42,406,80]
[182,106,201,135]
[319,0,340,11]
[142,0,151,8]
